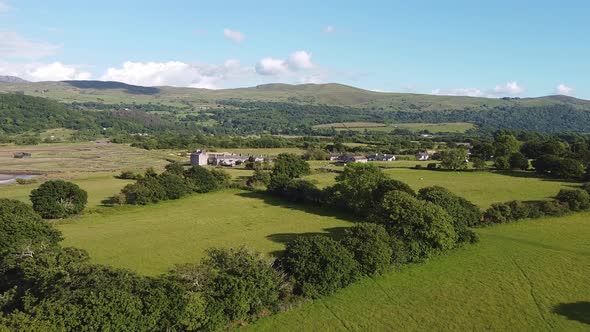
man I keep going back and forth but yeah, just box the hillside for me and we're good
[2,80,590,133]
[1,80,589,112]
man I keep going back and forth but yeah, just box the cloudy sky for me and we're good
[0,0,588,98]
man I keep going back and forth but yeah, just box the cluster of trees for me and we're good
[115,164,231,205]
[266,162,480,262]
[481,186,590,224]
[29,180,88,219]
[470,132,590,179]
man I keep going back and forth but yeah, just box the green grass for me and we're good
[312,122,476,133]
[57,190,353,276]
[246,212,590,331]
[0,173,133,209]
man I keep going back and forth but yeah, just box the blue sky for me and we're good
[0,0,588,98]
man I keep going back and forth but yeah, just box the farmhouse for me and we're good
[329,153,343,161]
[190,150,208,166]
[335,155,368,165]
[368,153,396,161]
[416,151,430,161]
[13,152,31,159]
[191,150,266,167]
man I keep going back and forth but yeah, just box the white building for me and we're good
[190,150,209,166]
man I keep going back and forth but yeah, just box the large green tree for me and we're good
[440,149,468,170]
[30,180,88,219]
[272,153,311,179]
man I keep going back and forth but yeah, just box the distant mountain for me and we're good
[0,76,29,83]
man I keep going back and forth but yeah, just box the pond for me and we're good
[0,174,37,184]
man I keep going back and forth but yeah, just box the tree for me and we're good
[494,156,510,170]
[329,163,386,214]
[281,235,359,298]
[247,168,271,187]
[378,191,458,261]
[165,161,185,175]
[340,224,393,276]
[158,172,191,199]
[471,157,486,170]
[440,149,468,170]
[509,152,529,170]
[184,166,219,193]
[272,153,311,179]
[0,198,62,257]
[372,178,415,203]
[556,189,590,211]
[30,180,88,219]
[493,134,520,158]
[417,186,480,242]
[209,169,232,188]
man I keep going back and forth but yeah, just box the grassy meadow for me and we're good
[57,190,353,276]
[246,212,590,331]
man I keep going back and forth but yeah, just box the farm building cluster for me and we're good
[191,150,432,167]
[190,150,265,167]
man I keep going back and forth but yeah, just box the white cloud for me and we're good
[324,25,335,33]
[287,50,313,70]
[556,83,574,96]
[223,28,245,43]
[0,31,60,59]
[255,57,288,76]
[493,81,524,96]
[431,88,485,97]
[100,60,251,89]
[0,61,91,81]
[256,50,315,76]
[432,81,526,98]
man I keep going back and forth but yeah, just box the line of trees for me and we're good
[112,163,231,205]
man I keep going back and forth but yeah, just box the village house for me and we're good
[367,153,396,162]
[190,150,265,167]
[190,150,209,166]
[416,151,430,161]
[335,155,368,166]
[329,152,343,161]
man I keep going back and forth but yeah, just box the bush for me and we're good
[494,156,510,170]
[556,189,590,211]
[509,152,529,170]
[121,182,156,205]
[117,170,142,180]
[414,164,423,169]
[247,168,271,188]
[581,182,590,195]
[340,224,393,276]
[426,163,438,170]
[210,169,232,188]
[417,186,480,242]
[482,203,512,224]
[372,178,415,203]
[272,154,311,179]
[0,198,62,256]
[538,200,569,216]
[184,166,219,193]
[30,180,88,219]
[200,247,284,326]
[165,162,185,175]
[158,172,191,200]
[471,157,486,170]
[15,178,37,185]
[378,191,458,261]
[281,235,359,298]
[330,163,386,214]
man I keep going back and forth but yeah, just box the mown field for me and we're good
[312,122,475,133]
[246,212,590,331]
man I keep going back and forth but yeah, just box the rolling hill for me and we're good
[2,79,590,133]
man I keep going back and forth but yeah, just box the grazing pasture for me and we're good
[246,212,590,331]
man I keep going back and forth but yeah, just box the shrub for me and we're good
[158,172,191,200]
[581,182,590,195]
[200,247,284,325]
[184,166,219,193]
[482,203,512,224]
[210,169,232,188]
[440,149,468,170]
[427,163,438,170]
[272,153,310,179]
[117,170,142,180]
[281,235,359,298]
[15,178,37,185]
[417,186,480,242]
[247,168,271,187]
[340,224,393,276]
[121,182,158,205]
[0,198,62,256]
[509,152,529,170]
[556,189,590,211]
[494,156,510,170]
[471,157,486,170]
[165,162,185,175]
[378,191,458,261]
[330,163,386,214]
[538,200,569,216]
[414,164,423,169]
[30,180,88,219]
[372,178,415,203]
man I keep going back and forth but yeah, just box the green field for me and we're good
[312,122,476,133]
[57,190,353,276]
[246,212,590,331]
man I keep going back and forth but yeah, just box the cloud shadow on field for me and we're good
[553,302,590,325]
